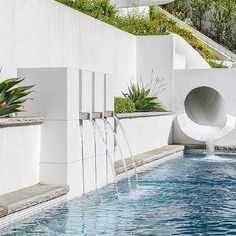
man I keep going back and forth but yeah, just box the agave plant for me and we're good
[0,78,34,117]
[122,83,165,112]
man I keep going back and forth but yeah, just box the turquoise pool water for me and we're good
[1,152,236,235]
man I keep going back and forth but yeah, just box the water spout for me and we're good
[114,116,138,182]
[91,119,119,195]
[104,119,131,188]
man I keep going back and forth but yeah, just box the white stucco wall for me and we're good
[173,34,210,69]
[0,125,41,195]
[116,114,173,159]
[0,0,136,95]
[18,67,115,199]
[136,35,174,110]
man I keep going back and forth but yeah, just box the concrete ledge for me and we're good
[184,144,236,151]
[116,112,173,119]
[0,184,69,218]
[0,117,44,128]
[115,145,184,175]
[0,207,7,218]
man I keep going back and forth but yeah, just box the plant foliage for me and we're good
[163,0,236,53]
[57,0,216,61]
[114,97,136,113]
[122,83,166,112]
[0,78,34,117]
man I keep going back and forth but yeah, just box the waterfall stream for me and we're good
[205,137,215,156]
[79,120,85,195]
[104,119,131,188]
[114,116,138,182]
[91,119,119,195]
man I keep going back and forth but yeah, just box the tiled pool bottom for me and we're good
[1,153,236,236]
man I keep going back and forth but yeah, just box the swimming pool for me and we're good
[1,152,236,235]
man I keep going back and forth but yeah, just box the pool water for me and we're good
[1,153,236,236]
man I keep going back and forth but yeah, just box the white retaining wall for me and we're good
[0,0,208,104]
[0,125,41,195]
[136,36,174,110]
[173,34,210,69]
[116,114,173,159]
[136,34,211,110]
[0,0,136,95]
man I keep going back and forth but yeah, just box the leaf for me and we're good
[121,81,166,112]
[0,77,34,116]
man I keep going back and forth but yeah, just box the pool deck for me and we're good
[0,184,69,220]
[115,145,184,175]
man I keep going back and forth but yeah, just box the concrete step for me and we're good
[115,145,184,175]
[0,184,69,218]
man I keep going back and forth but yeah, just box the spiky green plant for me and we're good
[122,83,166,112]
[0,78,34,117]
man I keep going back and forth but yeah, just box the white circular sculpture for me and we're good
[178,86,236,142]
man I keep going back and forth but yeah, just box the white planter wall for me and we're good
[116,114,173,160]
[0,125,41,195]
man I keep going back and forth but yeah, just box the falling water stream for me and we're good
[79,120,85,195]
[91,119,119,195]
[103,119,131,188]
[203,137,234,162]
[114,116,138,182]
[205,137,215,156]
[92,120,98,190]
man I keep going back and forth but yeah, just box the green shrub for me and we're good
[163,0,236,53]
[122,83,166,112]
[207,60,226,68]
[57,0,117,22]
[0,78,34,117]
[150,7,216,60]
[114,97,136,113]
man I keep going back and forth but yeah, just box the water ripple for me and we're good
[1,153,236,235]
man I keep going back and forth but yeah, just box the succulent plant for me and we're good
[122,83,166,112]
[0,78,34,117]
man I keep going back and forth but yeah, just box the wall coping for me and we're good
[116,112,173,119]
[0,184,69,219]
[0,116,45,128]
